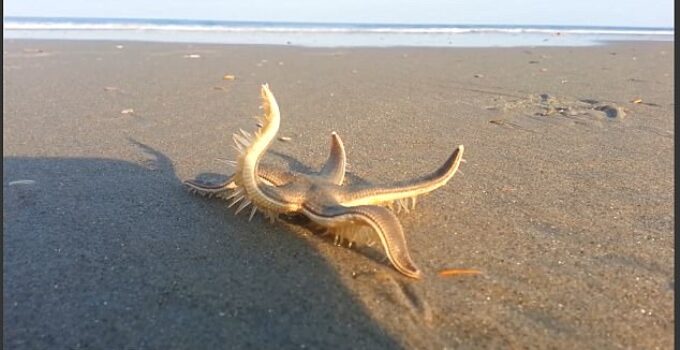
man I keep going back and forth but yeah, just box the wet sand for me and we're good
[3,39,674,349]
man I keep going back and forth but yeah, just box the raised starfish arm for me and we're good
[337,146,464,208]
[318,132,347,185]
[233,84,301,214]
[302,203,422,279]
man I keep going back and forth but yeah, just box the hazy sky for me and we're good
[4,0,674,27]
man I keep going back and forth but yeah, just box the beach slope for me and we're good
[3,40,674,349]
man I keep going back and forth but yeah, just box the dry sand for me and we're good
[3,39,674,349]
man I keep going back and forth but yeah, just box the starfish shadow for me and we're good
[3,140,402,349]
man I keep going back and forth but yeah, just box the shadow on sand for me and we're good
[3,142,402,349]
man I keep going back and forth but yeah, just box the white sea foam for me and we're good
[3,19,674,36]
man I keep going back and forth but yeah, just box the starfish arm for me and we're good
[254,163,297,186]
[302,203,422,279]
[184,176,237,195]
[234,84,300,214]
[338,146,464,207]
[318,132,347,185]
[184,163,296,195]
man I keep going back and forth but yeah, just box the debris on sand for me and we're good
[438,268,482,277]
[9,180,36,186]
[594,104,626,119]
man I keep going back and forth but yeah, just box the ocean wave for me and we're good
[3,20,674,36]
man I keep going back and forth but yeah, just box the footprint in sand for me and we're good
[488,94,630,132]
[579,99,626,120]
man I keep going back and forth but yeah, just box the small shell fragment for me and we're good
[631,98,643,104]
[9,180,36,186]
[438,268,482,277]
[183,54,201,58]
[223,74,236,80]
[278,136,292,142]
[121,109,134,115]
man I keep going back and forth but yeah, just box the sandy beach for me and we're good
[3,39,674,349]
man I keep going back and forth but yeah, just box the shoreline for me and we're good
[3,37,675,52]
[4,27,673,48]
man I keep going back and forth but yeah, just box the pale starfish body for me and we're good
[185,84,464,279]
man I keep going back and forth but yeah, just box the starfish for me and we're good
[184,84,464,279]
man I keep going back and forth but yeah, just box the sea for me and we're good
[3,16,674,47]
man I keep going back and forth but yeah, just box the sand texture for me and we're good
[3,40,674,349]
